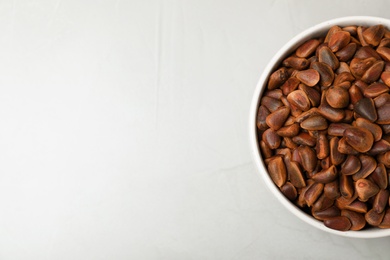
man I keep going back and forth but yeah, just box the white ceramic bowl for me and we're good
[249,16,390,238]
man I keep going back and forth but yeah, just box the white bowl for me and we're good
[249,16,390,238]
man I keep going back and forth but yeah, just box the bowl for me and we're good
[249,16,390,238]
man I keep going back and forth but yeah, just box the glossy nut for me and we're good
[292,132,316,147]
[318,90,345,122]
[330,137,345,166]
[287,90,311,111]
[264,89,284,99]
[318,104,345,123]
[327,123,351,136]
[295,108,319,123]
[355,179,380,202]
[304,182,324,207]
[335,42,357,62]
[361,60,385,84]
[340,155,361,175]
[365,208,385,226]
[344,127,374,153]
[357,26,369,46]
[340,174,354,199]
[276,123,300,137]
[267,156,287,187]
[338,137,359,155]
[296,39,320,58]
[354,118,382,141]
[261,96,284,112]
[318,46,340,70]
[300,115,328,131]
[283,56,310,70]
[312,194,334,212]
[260,140,273,159]
[363,24,385,46]
[350,57,376,79]
[369,163,388,189]
[280,77,300,95]
[296,184,310,208]
[364,82,389,98]
[377,103,390,124]
[328,30,350,52]
[325,25,342,43]
[341,210,366,231]
[377,46,390,62]
[266,106,291,130]
[324,216,351,231]
[291,148,302,164]
[295,69,320,87]
[262,128,281,149]
[373,189,389,214]
[374,93,390,107]
[353,97,378,122]
[268,67,289,90]
[316,134,329,160]
[326,86,350,108]
[355,46,382,60]
[368,139,390,156]
[312,165,337,183]
[280,182,298,201]
[343,200,368,214]
[313,206,341,221]
[298,145,317,173]
[324,180,340,200]
[349,84,364,105]
[287,161,306,189]
[299,84,321,107]
[257,105,270,130]
[352,155,377,181]
[334,71,355,86]
[311,61,334,87]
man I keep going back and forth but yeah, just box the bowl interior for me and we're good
[250,16,390,238]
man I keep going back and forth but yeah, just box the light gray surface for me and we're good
[0,0,390,259]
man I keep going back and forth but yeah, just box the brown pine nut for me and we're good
[257,23,390,231]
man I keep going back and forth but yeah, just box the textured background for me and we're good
[0,0,390,259]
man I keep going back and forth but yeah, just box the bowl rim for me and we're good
[249,16,390,238]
